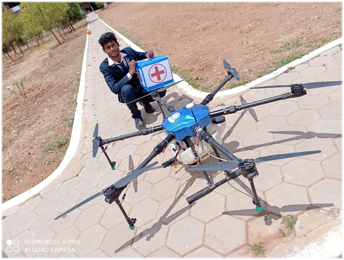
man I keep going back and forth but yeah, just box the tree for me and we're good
[66,3,82,30]
[20,2,69,45]
[2,9,24,54]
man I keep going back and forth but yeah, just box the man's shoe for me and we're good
[138,100,143,107]
[143,103,155,113]
[135,118,145,130]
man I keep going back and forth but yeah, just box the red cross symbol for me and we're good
[149,64,167,83]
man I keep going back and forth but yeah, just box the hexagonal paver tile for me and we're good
[150,177,180,202]
[308,119,341,136]
[136,141,160,157]
[55,190,81,213]
[147,246,180,257]
[75,204,105,231]
[52,209,81,233]
[190,192,225,223]
[309,55,334,66]
[282,159,325,187]
[117,154,142,172]
[243,86,267,101]
[299,66,326,77]
[30,209,60,235]
[166,216,204,256]
[75,187,103,211]
[24,228,55,258]
[225,189,265,221]
[243,132,274,151]
[156,194,190,225]
[144,166,170,184]
[328,89,342,103]
[308,179,342,206]
[184,247,223,258]
[76,174,101,193]
[101,225,136,257]
[16,196,42,216]
[269,101,299,116]
[6,230,33,257]
[287,110,321,126]
[74,225,106,257]
[254,163,282,192]
[322,153,341,180]
[317,70,342,82]
[333,137,341,153]
[83,249,108,258]
[259,144,295,166]
[58,177,82,196]
[50,226,81,257]
[295,138,338,162]
[131,220,169,256]
[275,71,301,83]
[98,170,126,189]
[100,201,131,229]
[78,160,102,179]
[114,247,143,258]
[257,116,287,132]
[11,211,37,236]
[2,213,19,234]
[129,198,159,227]
[271,125,310,146]
[116,144,138,160]
[230,120,257,138]
[35,193,61,215]
[298,95,330,110]
[122,180,152,205]
[242,105,270,122]
[265,183,309,215]
[205,215,246,255]
[40,183,62,199]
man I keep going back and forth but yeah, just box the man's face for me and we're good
[103,40,120,60]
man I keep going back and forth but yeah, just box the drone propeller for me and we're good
[93,123,99,137]
[185,150,321,172]
[114,161,158,189]
[239,96,258,122]
[92,123,101,158]
[223,60,240,81]
[55,161,158,220]
[185,160,240,173]
[126,80,183,105]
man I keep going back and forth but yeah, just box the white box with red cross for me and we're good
[135,55,174,91]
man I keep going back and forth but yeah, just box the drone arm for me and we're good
[152,94,176,113]
[134,133,175,170]
[195,127,239,161]
[200,75,233,106]
[209,84,306,118]
[187,168,241,204]
[101,125,164,145]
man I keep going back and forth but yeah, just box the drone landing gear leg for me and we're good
[115,198,137,230]
[100,145,116,170]
[239,160,263,212]
[156,100,167,118]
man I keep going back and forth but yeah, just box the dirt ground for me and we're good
[98,2,342,91]
[1,3,342,202]
[2,19,87,202]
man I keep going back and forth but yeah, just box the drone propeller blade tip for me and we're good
[93,123,99,138]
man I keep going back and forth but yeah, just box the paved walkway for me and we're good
[2,13,342,258]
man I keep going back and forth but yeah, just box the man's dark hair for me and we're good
[98,32,118,48]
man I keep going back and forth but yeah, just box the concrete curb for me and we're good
[2,18,91,211]
[97,14,342,98]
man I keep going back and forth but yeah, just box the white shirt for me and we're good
[108,52,132,80]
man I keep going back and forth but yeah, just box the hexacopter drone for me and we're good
[55,60,319,230]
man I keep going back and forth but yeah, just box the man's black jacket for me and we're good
[99,47,147,103]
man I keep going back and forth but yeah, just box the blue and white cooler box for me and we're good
[135,55,174,91]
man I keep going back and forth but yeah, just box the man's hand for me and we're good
[146,50,154,60]
[129,60,137,76]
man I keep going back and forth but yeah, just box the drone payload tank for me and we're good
[135,55,174,91]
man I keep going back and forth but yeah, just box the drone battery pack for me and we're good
[135,55,174,91]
